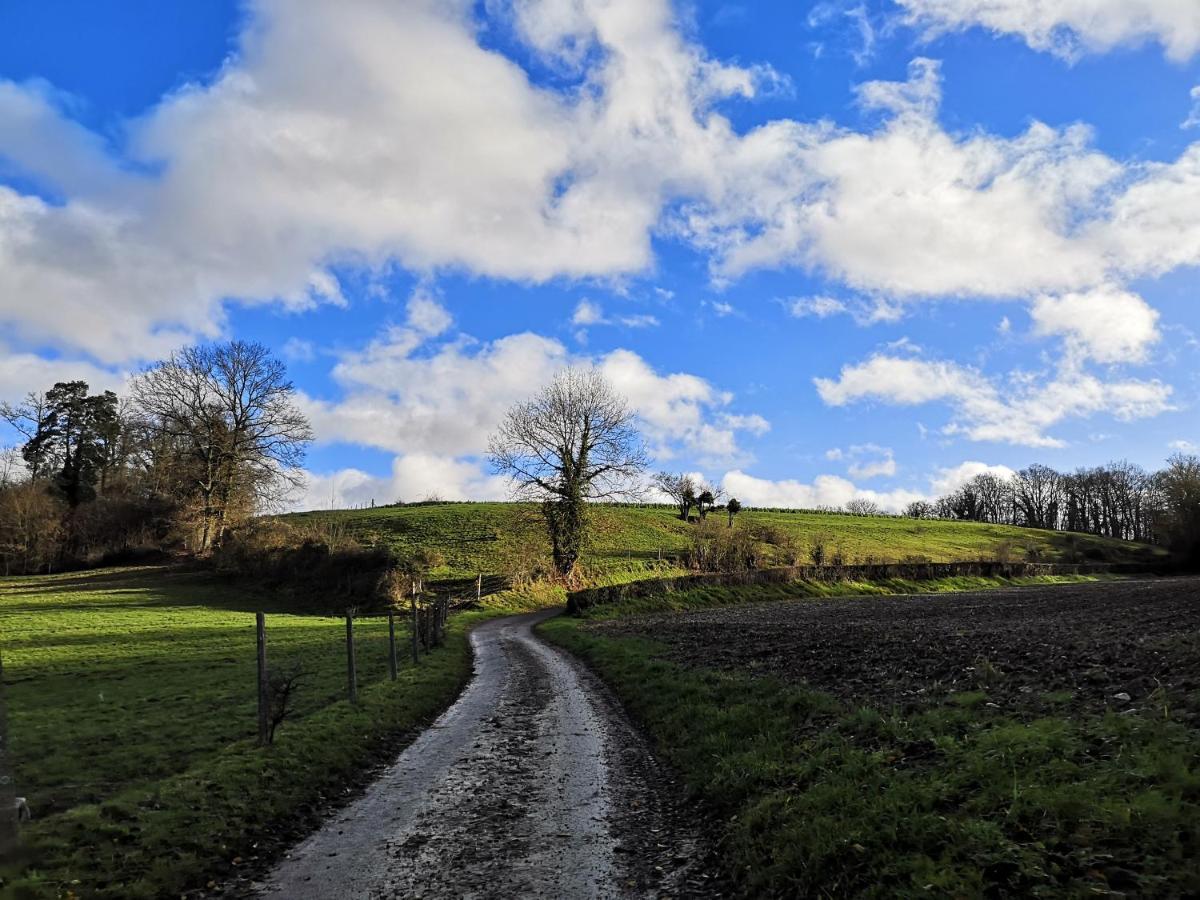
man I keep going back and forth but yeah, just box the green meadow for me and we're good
[0,503,1166,897]
[286,501,1155,579]
[0,566,483,899]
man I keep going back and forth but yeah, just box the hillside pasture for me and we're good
[285,502,1157,581]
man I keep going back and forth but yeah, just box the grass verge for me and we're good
[540,578,1200,897]
[573,572,1111,619]
[0,566,537,899]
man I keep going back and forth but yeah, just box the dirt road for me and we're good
[256,610,714,899]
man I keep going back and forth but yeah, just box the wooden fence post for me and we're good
[387,610,398,681]
[410,582,419,664]
[476,573,481,603]
[256,613,269,746]
[345,613,358,705]
[0,649,18,855]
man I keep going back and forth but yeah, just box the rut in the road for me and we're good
[378,633,612,898]
[257,610,719,900]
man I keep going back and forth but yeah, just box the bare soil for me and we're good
[593,577,1200,719]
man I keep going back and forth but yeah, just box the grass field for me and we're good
[0,566,499,899]
[541,578,1200,896]
[0,504,1166,897]
[285,502,1157,580]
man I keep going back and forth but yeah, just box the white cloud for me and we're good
[721,469,925,512]
[571,299,659,329]
[302,308,766,469]
[897,0,1200,62]
[281,338,317,363]
[1169,439,1198,453]
[1,0,1197,397]
[572,299,605,326]
[929,460,1016,496]
[0,343,125,402]
[848,447,897,479]
[1030,287,1159,364]
[720,455,1024,514]
[693,59,1134,299]
[1185,86,1200,130]
[721,412,771,436]
[786,295,849,319]
[825,442,896,478]
[292,454,513,511]
[815,354,1173,447]
[619,313,660,328]
[0,0,776,361]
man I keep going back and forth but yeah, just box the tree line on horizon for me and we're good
[0,341,311,575]
[4,353,1199,578]
[908,459,1200,562]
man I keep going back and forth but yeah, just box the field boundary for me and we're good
[565,560,1156,614]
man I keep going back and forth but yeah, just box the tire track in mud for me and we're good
[256,610,717,899]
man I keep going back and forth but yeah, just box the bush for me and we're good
[0,482,64,575]
[685,520,760,572]
[211,519,397,613]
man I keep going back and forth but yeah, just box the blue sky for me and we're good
[1,0,1198,510]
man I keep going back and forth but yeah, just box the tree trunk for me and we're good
[543,496,584,576]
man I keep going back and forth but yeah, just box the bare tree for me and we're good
[132,341,312,553]
[845,498,881,516]
[490,368,646,576]
[1014,464,1063,530]
[0,392,52,480]
[653,472,698,521]
[1157,453,1200,563]
[903,500,933,519]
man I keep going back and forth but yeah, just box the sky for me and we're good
[0,0,1198,511]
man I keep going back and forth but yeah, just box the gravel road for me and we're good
[256,610,716,899]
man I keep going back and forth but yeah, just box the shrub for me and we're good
[0,482,64,575]
[212,519,396,613]
[685,520,760,572]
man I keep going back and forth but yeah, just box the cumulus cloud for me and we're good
[302,292,766,469]
[0,0,776,361]
[693,59,1141,298]
[1,4,1195,374]
[928,460,1016,496]
[0,343,125,402]
[896,0,1200,62]
[721,469,925,512]
[826,443,897,479]
[1030,287,1159,364]
[720,455,1021,513]
[815,354,1172,447]
[291,454,513,511]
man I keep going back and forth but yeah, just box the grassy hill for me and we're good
[284,502,1159,581]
